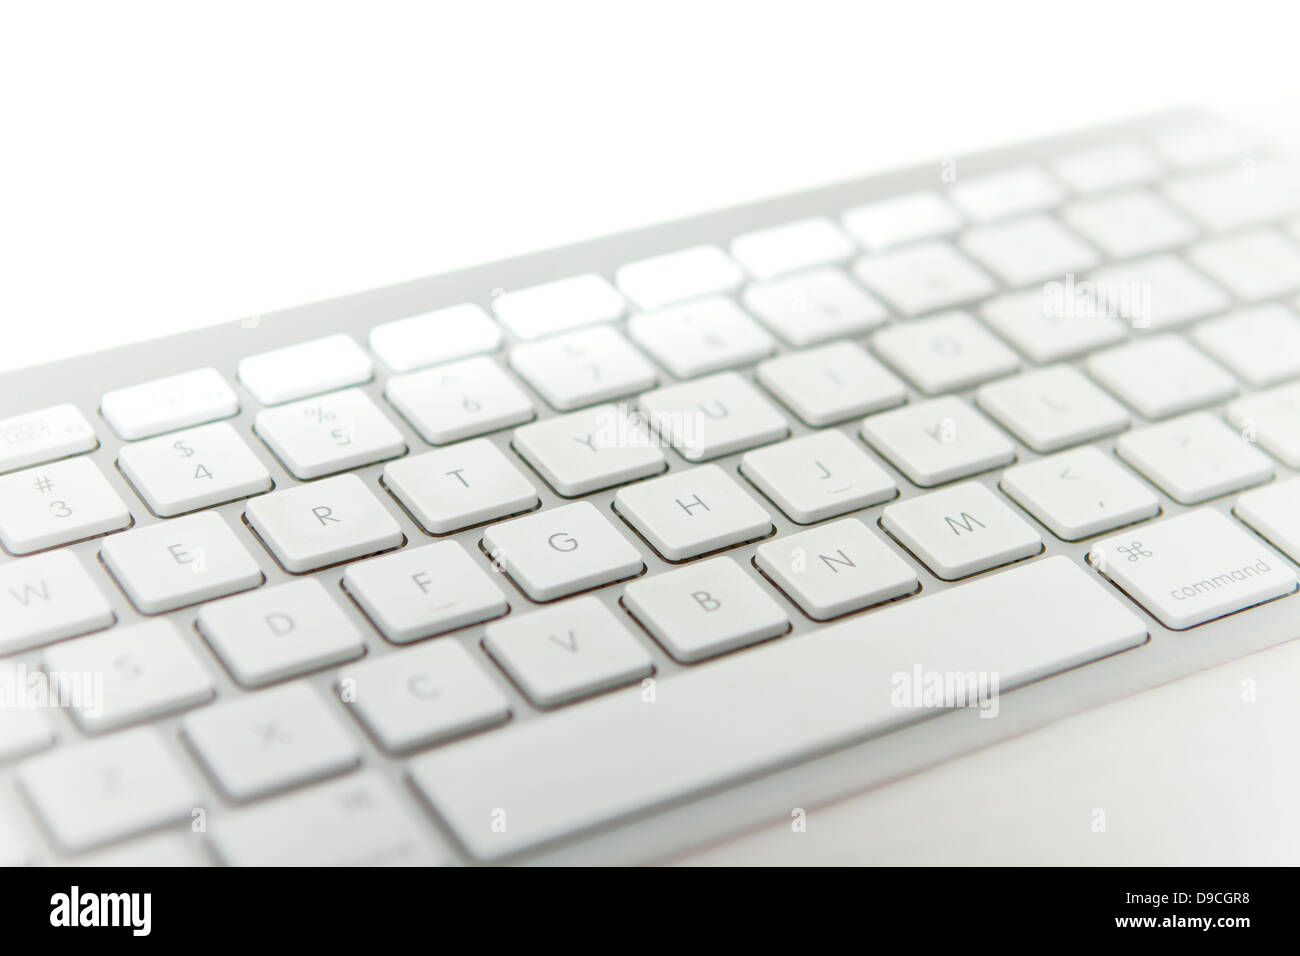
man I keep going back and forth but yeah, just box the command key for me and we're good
[1090,508,1297,629]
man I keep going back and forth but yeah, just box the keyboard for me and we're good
[3,107,1300,866]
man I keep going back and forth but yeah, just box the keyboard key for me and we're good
[741,267,888,347]
[382,439,537,534]
[730,216,855,279]
[79,831,210,867]
[1187,229,1300,301]
[340,640,510,751]
[118,422,271,516]
[1116,413,1274,505]
[198,578,366,686]
[385,355,534,444]
[960,214,1099,286]
[614,464,772,561]
[872,310,1019,394]
[1227,383,1300,467]
[638,372,788,461]
[882,481,1042,579]
[1087,336,1236,419]
[740,430,896,523]
[853,241,995,317]
[1051,142,1163,193]
[0,808,28,866]
[950,164,1066,221]
[951,167,1060,223]
[508,326,656,411]
[1000,446,1160,541]
[0,457,130,554]
[483,501,642,601]
[1062,190,1198,258]
[101,367,239,440]
[369,303,502,373]
[1088,255,1229,332]
[183,683,359,801]
[342,541,508,643]
[43,620,214,732]
[410,555,1145,860]
[0,403,97,474]
[0,550,114,654]
[626,296,774,378]
[1164,159,1300,231]
[841,190,962,250]
[1192,305,1300,387]
[238,334,373,406]
[1153,121,1253,169]
[1236,477,1300,564]
[616,245,744,310]
[101,511,263,613]
[0,662,53,762]
[18,728,197,851]
[756,341,906,426]
[976,365,1129,453]
[491,273,625,340]
[255,388,406,479]
[860,396,1015,487]
[1091,508,1295,629]
[622,556,788,662]
[513,405,665,496]
[980,289,1126,363]
[756,518,917,619]
[245,473,403,573]
[484,596,654,707]
[211,772,447,866]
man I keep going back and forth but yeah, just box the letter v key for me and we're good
[548,629,580,653]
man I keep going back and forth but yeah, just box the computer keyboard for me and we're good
[2,108,1300,866]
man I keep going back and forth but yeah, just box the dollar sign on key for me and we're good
[174,440,195,457]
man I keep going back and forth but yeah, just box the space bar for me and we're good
[410,556,1147,860]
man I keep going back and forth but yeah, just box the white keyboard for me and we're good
[3,109,1300,866]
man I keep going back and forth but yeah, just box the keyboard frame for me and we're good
[2,106,1298,866]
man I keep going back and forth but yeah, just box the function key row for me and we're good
[11,274,1295,497]
[5,200,1294,473]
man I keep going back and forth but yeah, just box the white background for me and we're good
[2,0,1298,371]
[4,1,1300,864]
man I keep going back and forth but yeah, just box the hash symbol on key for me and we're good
[1117,541,1153,561]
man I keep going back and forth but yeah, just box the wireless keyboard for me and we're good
[3,108,1300,866]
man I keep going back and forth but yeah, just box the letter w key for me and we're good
[0,551,115,655]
